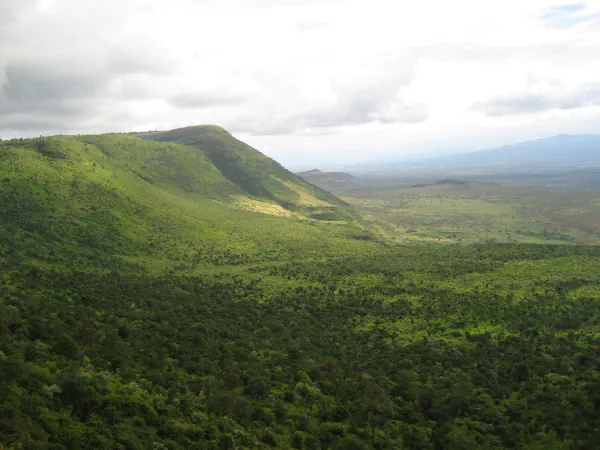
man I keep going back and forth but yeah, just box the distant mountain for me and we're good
[297,169,323,175]
[399,134,600,171]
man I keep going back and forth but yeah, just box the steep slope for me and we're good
[0,132,377,271]
[138,126,354,221]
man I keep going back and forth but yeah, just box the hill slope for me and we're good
[0,130,376,272]
[138,126,353,221]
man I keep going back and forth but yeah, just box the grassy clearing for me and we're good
[232,196,293,217]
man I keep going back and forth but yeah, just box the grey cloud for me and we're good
[0,1,37,94]
[105,46,179,77]
[108,76,164,101]
[472,82,600,116]
[227,99,429,136]
[0,1,184,135]
[166,52,428,136]
[226,62,429,136]
[299,61,429,129]
[0,60,7,97]
[0,0,428,139]
[167,91,248,109]
[1,98,137,135]
[4,63,104,104]
[0,0,37,25]
[1,112,88,133]
[0,55,164,135]
[300,97,429,129]
[0,60,109,135]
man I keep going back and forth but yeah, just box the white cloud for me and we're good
[473,77,600,116]
[1,0,600,165]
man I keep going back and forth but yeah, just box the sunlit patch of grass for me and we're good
[233,196,293,217]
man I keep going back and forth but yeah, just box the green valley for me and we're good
[1,128,600,450]
[299,174,600,246]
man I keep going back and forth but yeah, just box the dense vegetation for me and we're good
[1,130,600,449]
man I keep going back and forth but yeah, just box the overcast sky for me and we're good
[1,0,600,168]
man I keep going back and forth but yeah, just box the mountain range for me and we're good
[357,134,600,172]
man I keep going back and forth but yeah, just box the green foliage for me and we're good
[0,133,373,271]
[2,241,599,448]
[0,129,599,449]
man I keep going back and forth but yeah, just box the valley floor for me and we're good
[341,181,600,245]
[2,242,600,449]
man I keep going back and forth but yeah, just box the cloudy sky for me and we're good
[1,0,600,168]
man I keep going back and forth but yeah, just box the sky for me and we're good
[1,0,600,169]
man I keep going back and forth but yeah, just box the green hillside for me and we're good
[0,131,373,273]
[138,126,353,222]
[2,128,600,450]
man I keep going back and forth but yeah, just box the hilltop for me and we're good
[140,127,347,205]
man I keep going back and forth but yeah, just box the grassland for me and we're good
[339,181,600,245]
